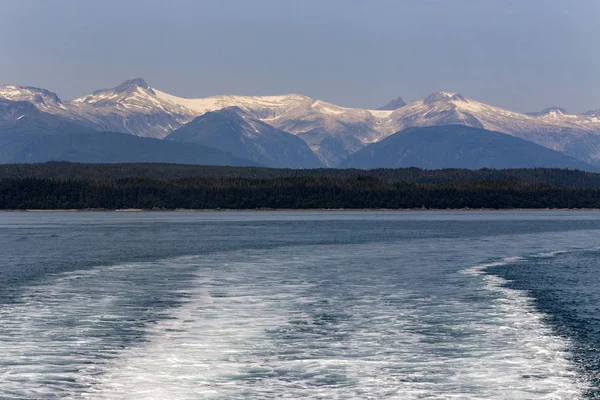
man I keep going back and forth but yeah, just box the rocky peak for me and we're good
[114,78,151,91]
[87,78,155,98]
[377,96,406,110]
[423,91,467,105]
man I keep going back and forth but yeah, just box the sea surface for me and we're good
[2,211,600,399]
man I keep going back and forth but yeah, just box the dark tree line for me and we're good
[2,162,600,188]
[2,176,600,210]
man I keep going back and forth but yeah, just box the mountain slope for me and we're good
[166,107,323,168]
[13,131,256,165]
[0,99,91,135]
[341,125,598,171]
[0,99,95,162]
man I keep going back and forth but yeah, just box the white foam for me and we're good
[463,255,587,397]
[534,250,570,258]
[0,257,202,398]
[82,247,587,399]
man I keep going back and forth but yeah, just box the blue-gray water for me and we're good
[2,211,600,398]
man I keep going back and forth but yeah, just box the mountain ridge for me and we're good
[2,78,600,167]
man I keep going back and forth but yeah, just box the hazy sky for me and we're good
[2,0,599,112]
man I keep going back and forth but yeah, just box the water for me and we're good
[2,211,600,398]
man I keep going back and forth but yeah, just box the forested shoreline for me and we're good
[2,163,600,210]
[4,162,600,187]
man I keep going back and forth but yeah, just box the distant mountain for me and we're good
[377,96,406,110]
[384,92,600,165]
[156,89,385,166]
[3,79,600,167]
[341,125,597,171]
[0,80,391,165]
[0,79,196,139]
[166,107,323,168]
[525,107,569,117]
[0,100,255,166]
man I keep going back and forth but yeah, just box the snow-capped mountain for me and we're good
[381,92,600,164]
[68,78,195,138]
[2,78,600,166]
[155,89,388,165]
[0,79,196,139]
[387,92,600,137]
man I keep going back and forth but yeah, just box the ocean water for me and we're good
[2,211,600,399]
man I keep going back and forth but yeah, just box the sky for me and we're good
[2,0,599,113]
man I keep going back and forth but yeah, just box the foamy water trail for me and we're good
[462,254,587,398]
[0,257,200,398]
[68,248,586,399]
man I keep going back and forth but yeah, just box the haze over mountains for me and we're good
[1,78,600,170]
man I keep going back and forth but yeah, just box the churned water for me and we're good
[2,211,600,399]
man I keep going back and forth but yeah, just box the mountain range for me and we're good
[1,78,600,170]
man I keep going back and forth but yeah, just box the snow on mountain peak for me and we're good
[83,78,155,100]
[0,85,62,108]
[112,78,153,95]
[116,78,150,89]
[423,91,467,105]
[525,107,568,117]
[71,79,162,111]
[154,90,313,119]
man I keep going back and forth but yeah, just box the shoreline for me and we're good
[2,208,600,213]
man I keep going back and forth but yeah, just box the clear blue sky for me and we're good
[2,0,599,112]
